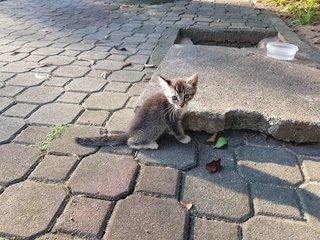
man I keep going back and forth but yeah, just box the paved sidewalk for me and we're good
[0,0,320,239]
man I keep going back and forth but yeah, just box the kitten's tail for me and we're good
[75,133,129,147]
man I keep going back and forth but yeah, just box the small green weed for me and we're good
[32,124,70,151]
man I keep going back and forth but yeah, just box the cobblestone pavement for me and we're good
[0,0,320,239]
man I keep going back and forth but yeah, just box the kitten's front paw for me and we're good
[179,135,191,144]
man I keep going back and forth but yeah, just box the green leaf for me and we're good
[213,137,229,149]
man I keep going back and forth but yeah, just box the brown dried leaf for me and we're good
[30,62,52,69]
[207,133,218,143]
[180,200,193,210]
[79,58,95,66]
[144,63,155,68]
[205,159,221,173]
[101,72,110,79]
[114,46,127,51]
[10,52,20,56]
[143,76,151,82]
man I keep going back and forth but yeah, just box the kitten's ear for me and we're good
[186,73,198,87]
[158,76,171,93]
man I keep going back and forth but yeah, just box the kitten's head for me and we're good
[158,73,198,108]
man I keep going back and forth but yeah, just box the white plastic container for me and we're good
[266,42,299,60]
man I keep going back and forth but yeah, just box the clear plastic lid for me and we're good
[266,42,299,52]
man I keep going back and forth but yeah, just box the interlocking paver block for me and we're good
[3,103,37,118]
[65,77,106,92]
[0,73,14,82]
[36,233,84,240]
[243,130,282,147]
[286,143,320,157]
[30,155,77,182]
[0,85,25,97]
[136,166,180,198]
[251,184,302,219]
[0,97,14,112]
[57,92,87,104]
[32,47,64,56]
[126,55,149,64]
[108,70,144,83]
[104,195,187,240]
[243,216,320,240]
[297,183,320,231]
[104,82,130,92]
[48,126,100,157]
[237,146,303,186]
[69,153,137,199]
[40,56,75,66]
[43,77,71,87]
[54,196,112,238]
[77,51,110,60]
[0,181,66,238]
[301,158,320,181]
[83,92,129,110]
[106,108,134,132]
[137,136,197,170]
[0,116,26,143]
[16,86,63,104]
[0,143,40,185]
[14,125,50,144]
[76,110,109,126]
[128,82,148,96]
[94,60,125,71]
[53,66,90,78]
[190,218,239,240]
[6,72,47,86]
[27,103,82,125]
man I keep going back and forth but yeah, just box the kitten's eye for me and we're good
[184,94,190,99]
[172,96,178,101]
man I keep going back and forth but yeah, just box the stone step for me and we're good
[138,44,320,143]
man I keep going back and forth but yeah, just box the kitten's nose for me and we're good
[179,103,184,107]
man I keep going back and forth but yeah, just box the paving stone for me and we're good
[53,66,90,78]
[126,96,139,108]
[76,110,109,126]
[136,166,180,198]
[297,183,320,231]
[40,55,75,66]
[57,92,87,104]
[36,233,84,240]
[0,45,20,53]
[106,109,134,133]
[83,92,129,110]
[190,218,239,240]
[27,103,82,125]
[43,77,71,87]
[286,143,320,157]
[126,55,149,64]
[136,135,197,170]
[0,85,25,97]
[77,51,110,61]
[0,97,14,112]
[104,195,187,240]
[32,47,64,56]
[1,61,39,73]
[3,103,37,118]
[237,146,303,186]
[99,144,134,156]
[104,82,130,92]
[0,52,29,62]
[182,153,251,222]
[16,86,63,104]
[0,73,14,82]
[251,184,301,219]
[243,130,282,147]
[14,125,50,144]
[65,43,95,51]
[94,60,125,71]
[48,126,100,157]
[107,54,128,61]
[30,155,77,182]
[69,153,138,199]
[0,143,40,185]
[0,116,26,143]
[0,181,66,238]
[65,77,106,92]
[243,216,320,240]
[108,70,144,83]
[54,196,112,238]
[6,72,47,86]
[301,158,320,181]
[128,82,148,96]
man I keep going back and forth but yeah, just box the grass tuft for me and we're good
[32,124,70,151]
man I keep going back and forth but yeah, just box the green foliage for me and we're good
[32,124,70,151]
[213,137,229,149]
[269,0,320,25]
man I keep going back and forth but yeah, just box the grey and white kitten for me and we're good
[76,73,198,149]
